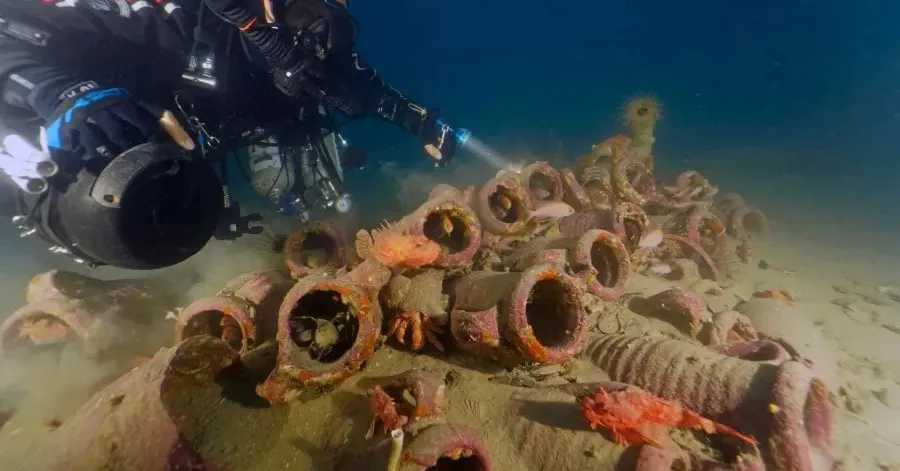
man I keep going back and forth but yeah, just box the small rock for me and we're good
[833,284,854,295]
[873,386,897,408]
[830,297,857,309]
[857,289,896,306]
[490,370,540,388]
[883,324,900,336]
[444,370,463,388]
[568,359,611,383]
[530,364,565,379]
[690,279,722,295]
[704,294,733,314]
[876,461,900,471]
[582,294,606,315]
[881,288,900,304]
[540,376,570,386]
[838,385,865,414]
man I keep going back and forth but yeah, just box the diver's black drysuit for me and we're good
[0,0,454,270]
[0,0,432,148]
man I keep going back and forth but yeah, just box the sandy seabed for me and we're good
[0,170,898,471]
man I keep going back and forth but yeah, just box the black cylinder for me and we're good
[52,142,223,270]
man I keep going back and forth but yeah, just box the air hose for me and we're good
[202,0,293,69]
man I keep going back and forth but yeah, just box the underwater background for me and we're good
[342,0,900,237]
[4,1,900,469]
[1,0,899,304]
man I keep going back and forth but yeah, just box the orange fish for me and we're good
[440,213,454,236]
[753,289,793,306]
[403,234,442,269]
[371,222,441,270]
[579,386,755,448]
[498,194,513,211]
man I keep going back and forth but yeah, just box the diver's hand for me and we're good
[424,144,442,162]
[417,109,457,167]
[42,85,194,162]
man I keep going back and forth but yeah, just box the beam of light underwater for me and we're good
[454,129,519,172]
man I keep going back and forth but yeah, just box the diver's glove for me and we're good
[420,109,458,167]
[214,201,264,241]
[40,83,194,162]
[396,106,457,167]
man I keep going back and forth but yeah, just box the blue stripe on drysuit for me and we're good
[45,88,128,150]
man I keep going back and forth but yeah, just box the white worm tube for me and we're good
[386,428,405,471]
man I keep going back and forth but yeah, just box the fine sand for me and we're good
[0,180,899,470]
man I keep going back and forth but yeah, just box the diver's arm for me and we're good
[0,1,192,104]
[322,50,458,165]
[0,2,198,158]
[0,37,99,122]
[0,1,192,123]
[324,51,435,136]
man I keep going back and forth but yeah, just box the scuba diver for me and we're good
[0,0,467,270]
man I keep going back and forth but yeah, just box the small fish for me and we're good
[528,201,574,222]
[637,227,663,249]
[440,213,454,235]
[649,262,673,275]
[631,174,643,187]
[768,403,780,414]
[44,418,62,431]
[498,194,513,211]
[304,248,330,268]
